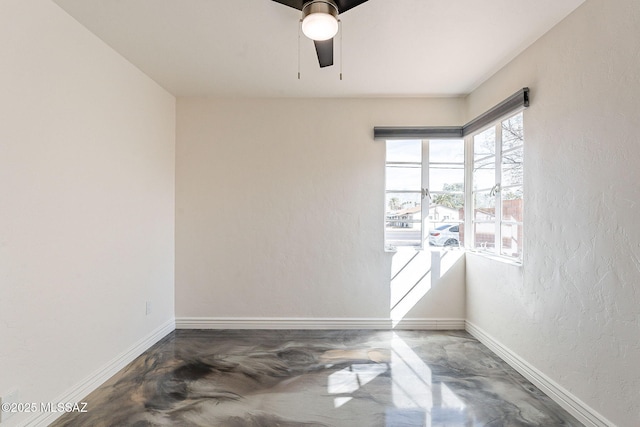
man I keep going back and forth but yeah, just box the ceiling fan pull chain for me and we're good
[298,20,302,79]
[339,19,343,80]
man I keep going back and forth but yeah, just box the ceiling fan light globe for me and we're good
[302,12,338,41]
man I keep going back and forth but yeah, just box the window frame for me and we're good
[466,110,525,263]
[384,139,466,251]
[384,140,428,250]
[384,110,525,264]
[380,88,529,260]
[426,139,465,248]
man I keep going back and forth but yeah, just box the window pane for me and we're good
[473,222,495,252]
[429,139,464,163]
[385,191,422,247]
[502,112,524,151]
[386,192,420,212]
[474,127,496,160]
[427,221,463,247]
[473,156,495,190]
[385,223,422,247]
[386,140,421,163]
[430,191,465,211]
[501,223,523,258]
[430,166,464,193]
[386,165,421,191]
[428,203,464,224]
[502,146,523,187]
[473,190,495,251]
[474,191,495,220]
[502,188,523,222]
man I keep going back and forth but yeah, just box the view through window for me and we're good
[384,139,465,250]
[426,139,465,248]
[384,140,424,248]
[472,112,524,259]
[384,111,524,262]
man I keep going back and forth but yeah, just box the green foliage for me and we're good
[432,183,464,209]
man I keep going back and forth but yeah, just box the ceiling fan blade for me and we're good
[272,0,370,13]
[334,0,370,14]
[271,0,305,11]
[314,39,334,68]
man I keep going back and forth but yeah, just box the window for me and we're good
[384,113,524,260]
[427,139,465,248]
[378,88,528,260]
[384,139,465,250]
[470,112,524,260]
[384,140,424,248]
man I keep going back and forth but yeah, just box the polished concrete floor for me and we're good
[52,330,582,426]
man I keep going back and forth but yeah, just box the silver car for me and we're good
[428,224,460,247]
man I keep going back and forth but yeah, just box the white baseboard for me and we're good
[393,318,466,330]
[175,317,465,330]
[465,321,615,427]
[25,318,176,427]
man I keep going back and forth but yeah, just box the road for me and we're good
[385,229,422,245]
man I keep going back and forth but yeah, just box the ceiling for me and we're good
[52,0,584,98]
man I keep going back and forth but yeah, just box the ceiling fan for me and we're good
[272,0,370,68]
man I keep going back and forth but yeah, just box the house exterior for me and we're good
[386,204,461,229]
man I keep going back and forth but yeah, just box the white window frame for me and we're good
[384,139,465,251]
[465,110,524,263]
[384,140,428,250]
[379,89,528,259]
[384,114,524,263]
[426,140,465,247]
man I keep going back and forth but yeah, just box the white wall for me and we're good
[0,1,175,425]
[176,97,466,323]
[465,0,640,425]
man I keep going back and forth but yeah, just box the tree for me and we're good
[388,197,401,211]
[472,114,524,194]
[431,183,464,209]
[501,114,524,186]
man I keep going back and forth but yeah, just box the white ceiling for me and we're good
[52,0,584,98]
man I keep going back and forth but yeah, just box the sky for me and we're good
[385,139,465,194]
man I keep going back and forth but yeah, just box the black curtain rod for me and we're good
[374,87,529,140]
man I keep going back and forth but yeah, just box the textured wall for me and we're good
[175,97,466,322]
[0,1,175,425]
[465,0,640,425]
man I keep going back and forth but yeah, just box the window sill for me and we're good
[466,250,522,267]
[384,245,423,253]
[385,244,468,255]
[385,245,515,265]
